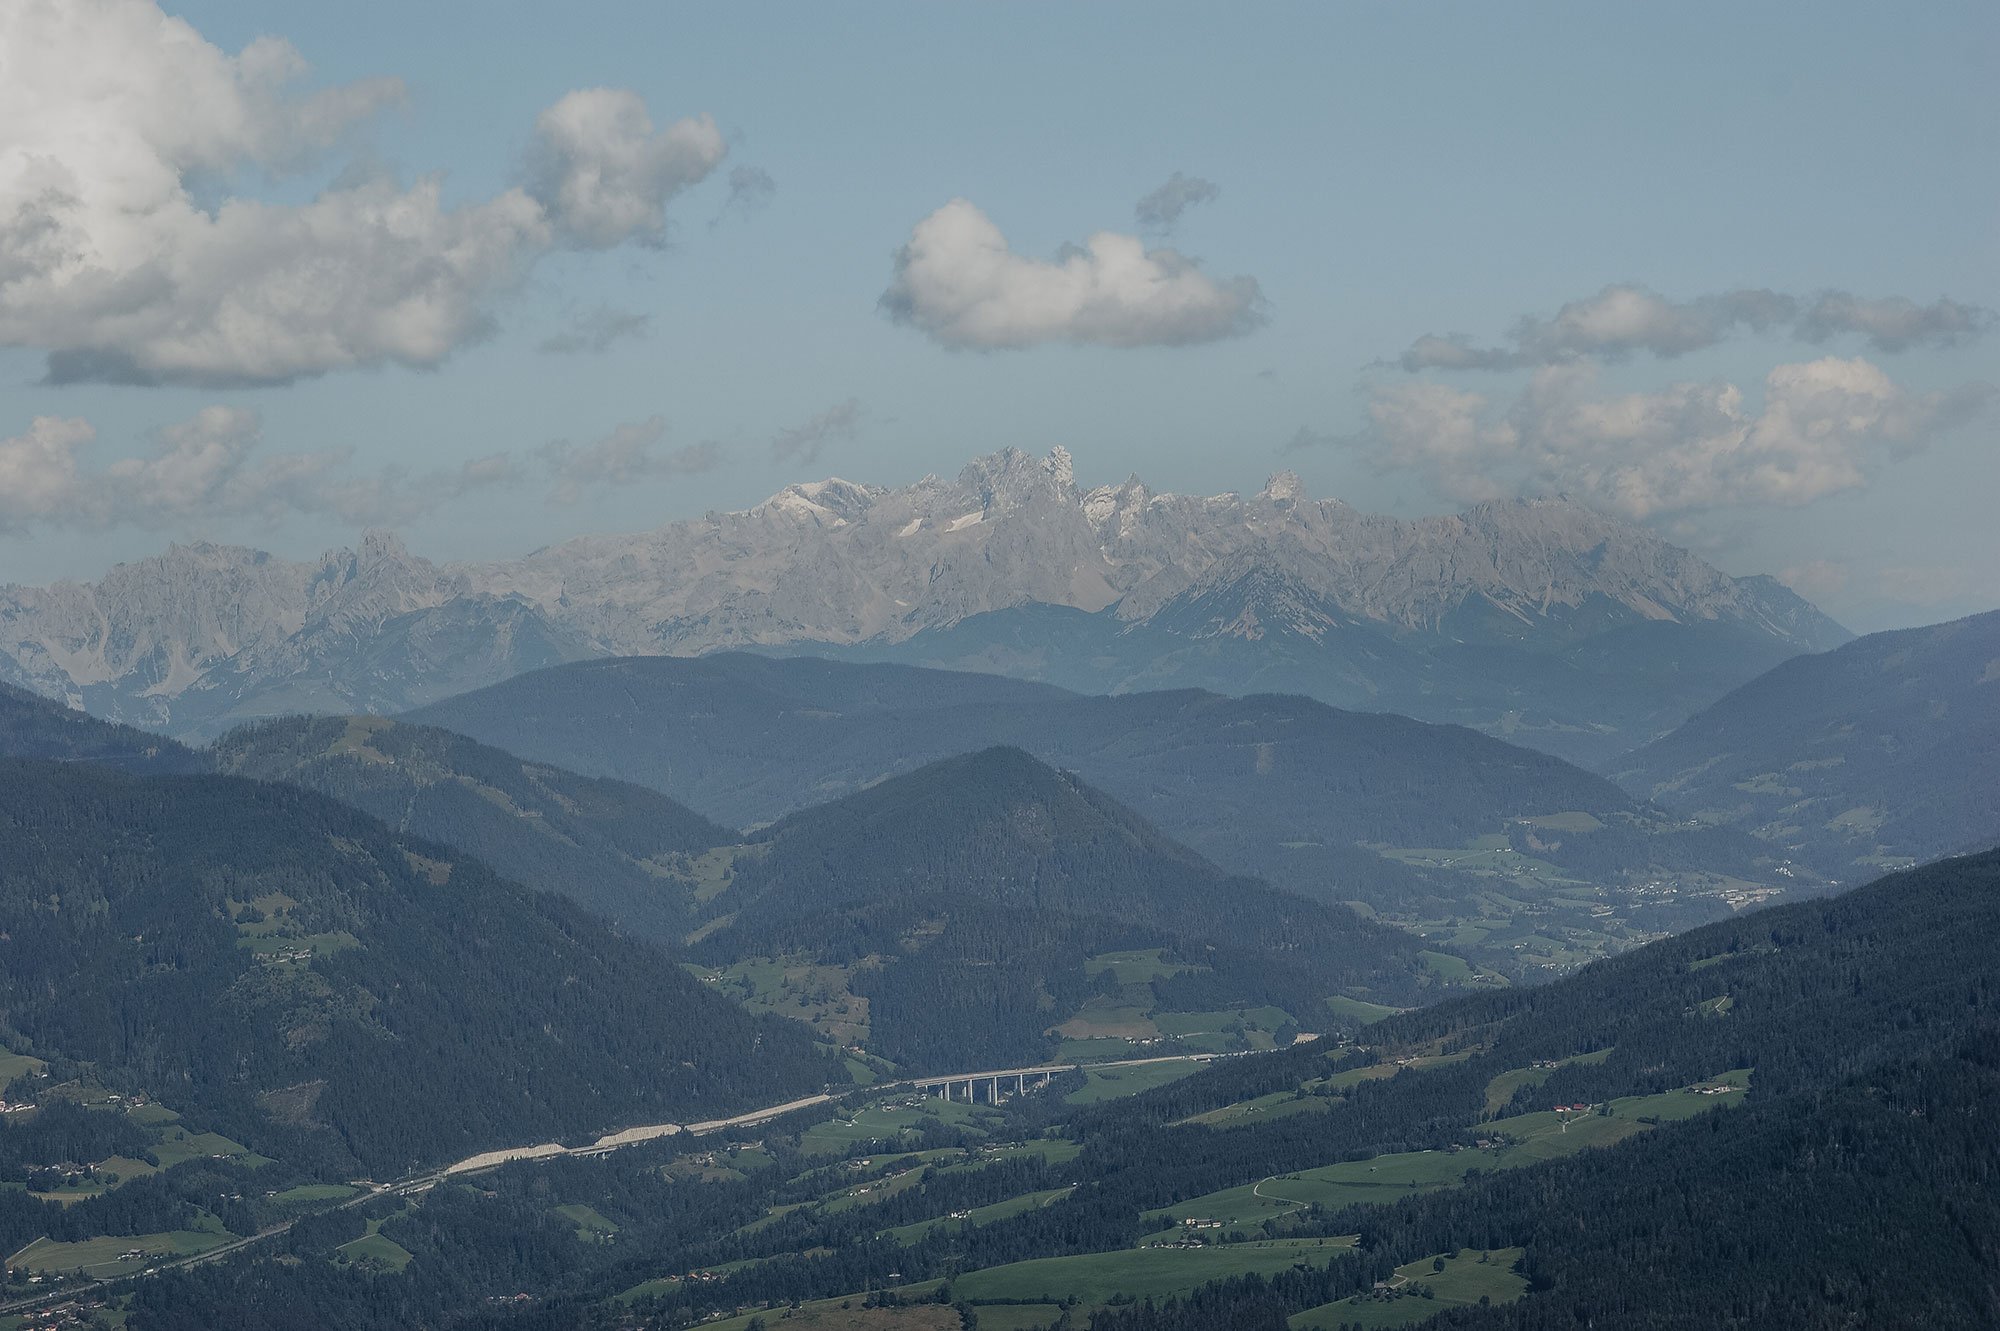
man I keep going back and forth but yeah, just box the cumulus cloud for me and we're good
[710,165,777,228]
[1397,285,1993,371]
[1134,172,1219,232]
[770,399,863,465]
[0,1,723,386]
[526,88,724,249]
[538,416,717,503]
[1343,357,1992,520]
[538,306,650,355]
[879,199,1262,350]
[0,407,508,532]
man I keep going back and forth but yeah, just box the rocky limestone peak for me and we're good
[1258,471,1306,504]
[359,528,409,563]
[956,447,1080,514]
[1045,445,1076,490]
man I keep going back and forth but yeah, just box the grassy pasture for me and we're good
[1063,1059,1206,1105]
[556,1203,620,1242]
[799,1098,996,1155]
[1178,1091,1331,1129]
[269,1184,358,1205]
[1155,1076,1751,1225]
[1085,950,1195,984]
[0,1047,46,1094]
[968,1305,1065,1331]
[7,1212,231,1277]
[884,1186,1075,1245]
[692,953,873,1046]
[1051,1004,1159,1042]
[1290,1247,1528,1329]
[1325,996,1400,1026]
[1482,1047,1611,1114]
[953,1236,1354,1307]
[336,1230,413,1274]
[683,1288,949,1331]
[151,1126,260,1169]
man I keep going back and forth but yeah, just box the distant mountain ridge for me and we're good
[1611,608,2000,877]
[412,654,1791,977]
[0,447,1847,757]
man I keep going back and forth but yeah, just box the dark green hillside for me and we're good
[1075,848,2000,1330]
[0,759,837,1178]
[729,746,1231,924]
[211,715,732,943]
[411,655,1784,976]
[1612,607,2000,878]
[694,748,1443,1070]
[0,681,202,773]
[92,851,2000,1331]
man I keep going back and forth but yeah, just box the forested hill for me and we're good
[733,746,1228,921]
[407,655,1639,836]
[1609,608,2000,879]
[210,715,733,944]
[409,655,1784,968]
[0,759,838,1178]
[0,681,202,773]
[1063,848,2000,1330]
[692,747,1440,1069]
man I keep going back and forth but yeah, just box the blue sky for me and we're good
[1,0,1994,631]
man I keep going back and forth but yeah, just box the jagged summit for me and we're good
[0,446,1849,756]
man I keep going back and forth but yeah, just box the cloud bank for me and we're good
[538,417,717,504]
[770,399,863,464]
[0,408,509,532]
[880,199,1262,350]
[1399,285,1993,371]
[0,0,723,387]
[1338,357,1992,520]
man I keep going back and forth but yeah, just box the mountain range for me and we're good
[411,653,1789,974]
[0,447,1848,762]
[1611,608,2000,878]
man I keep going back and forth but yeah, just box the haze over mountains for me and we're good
[0,447,1846,762]
[1613,609,2000,878]
[413,654,1786,974]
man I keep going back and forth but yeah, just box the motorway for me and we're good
[0,1046,1278,1314]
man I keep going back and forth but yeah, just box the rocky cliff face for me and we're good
[0,447,1848,754]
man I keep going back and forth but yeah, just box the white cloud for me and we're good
[1795,292,1991,354]
[1347,357,1992,520]
[879,199,1262,350]
[771,399,863,465]
[1356,382,1518,503]
[538,416,717,503]
[527,88,724,249]
[1398,285,1991,370]
[0,1,722,386]
[1134,173,1220,232]
[0,406,509,531]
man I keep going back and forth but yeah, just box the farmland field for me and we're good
[7,1213,232,1277]
[953,1236,1356,1307]
[1154,1075,1751,1225]
[1063,1059,1206,1105]
[1290,1247,1527,1328]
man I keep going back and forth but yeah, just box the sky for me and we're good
[0,0,1995,633]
